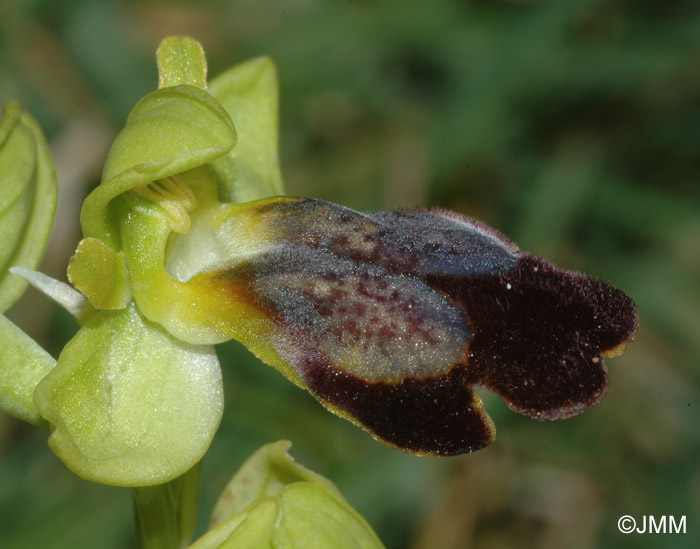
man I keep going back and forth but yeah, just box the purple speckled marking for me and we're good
[252,248,469,382]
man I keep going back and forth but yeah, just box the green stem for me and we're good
[133,461,202,549]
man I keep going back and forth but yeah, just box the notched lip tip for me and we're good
[603,301,639,359]
[602,338,634,359]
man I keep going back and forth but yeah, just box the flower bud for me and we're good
[191,441,383,548]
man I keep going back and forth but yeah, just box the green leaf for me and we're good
[33,302,223,486]
[0,101,57,312]
[209,56,284,203]
[0,313,54,427]
[80,86,236,249]
[190,441,384,548]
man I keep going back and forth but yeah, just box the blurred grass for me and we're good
[1,0,699,547]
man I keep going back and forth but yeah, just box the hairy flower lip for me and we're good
[181,198,639,455]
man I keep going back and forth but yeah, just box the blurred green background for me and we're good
[1,0,699,547]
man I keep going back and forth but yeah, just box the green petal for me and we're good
[33,302,223,486]
[209,56,284,202]
[191,441,383,548]
[80,86,236,248]
[0,313,54,427]
[67,237,132,310]
[0,101,57,312]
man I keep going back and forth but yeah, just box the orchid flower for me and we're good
[0,37,637,493]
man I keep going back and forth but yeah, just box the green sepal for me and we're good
[274,482,384,549]
[157,36,208,90]
[190,441,384,548]
[0,101,57,312]
[0,313,54,427]
[80,85,236,248]
[190,499,276,549]
[33,302,224,486]
[209,56,284,203]
[207,440,340,525]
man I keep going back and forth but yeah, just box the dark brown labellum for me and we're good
[223,198,638,455]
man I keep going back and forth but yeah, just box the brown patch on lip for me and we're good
[427,254,638,421]
[281,331,495,455]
